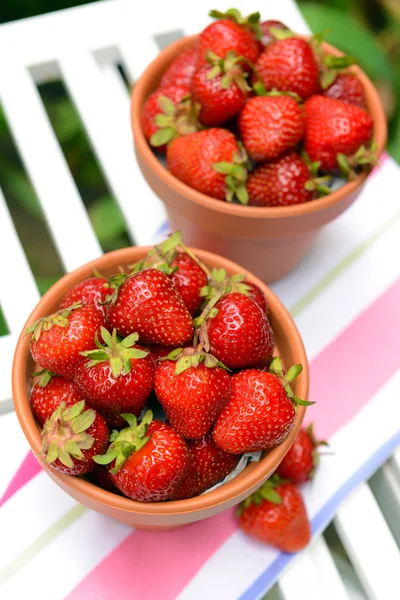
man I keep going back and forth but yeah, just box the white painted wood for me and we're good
[334,483,400,600]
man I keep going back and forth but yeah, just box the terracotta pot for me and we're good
[131,35,387,282]
[12,247,308,529]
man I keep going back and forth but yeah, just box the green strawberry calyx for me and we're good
[337,141,378,181]
[213,142,250,204]
[31,368,56,387]
[25,302,82,343]
[150,95,202,148]
[40,400,96,469]
[236,474,290,516]
[302,151,332,197]
[94,410,153,474]
[205,50,252,95]
[320,54,357,90]
[269,357,314,407]
[306,422,329,479]
[80,327,148,378]
[129,230,183,276]
[159,344,227,375]
[200,267,252,304]
[252,84,303,103]
[209,8,262,40]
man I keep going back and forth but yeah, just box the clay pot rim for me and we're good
[12,246,308,517]
[131,34,387,220]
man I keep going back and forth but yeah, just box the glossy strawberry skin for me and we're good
[238,96,304,162]
[246,281,269,314]
[191,66,247,126]
[323,73,367,109]
[238,483,311,552]
[167,128,241,200]
[31,376,81,426]
[110,421,190,502]
[160,44,198,89]
[247,152,313,207]
[74,352,155,428]
[108,269,194,346]
[154,361,232,439]
[213,369,295,454]
[198,19,260,68]
[30,306,103,379]
[304,95,374,171]
[87,466,121,494]
[189,434,240,493]
[59,277,113,321]
[276,428,316,483]
[170,252,208,315]
[254,38,320,99]
[260,20,289,46]
[141,85,190,152]
[207,293,275,370]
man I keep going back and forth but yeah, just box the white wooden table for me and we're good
[0,1,399,598]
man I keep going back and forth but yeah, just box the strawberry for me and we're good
[95,411,190,502]
[260,20,289,46]
[167,128,249,204]
[26,304,102,379]
[246,281,268,314]
[206,293,275,370]
[87,466,121,494]
[188,433,240,493]
[212,358,309,454]
[191,52,250,126]
[276,423,328,483]
[170,252,208,315]
[198,19,259,68]
[304,95,374,173]
[141,85,200,151]
[238,95,304,162]
[323,73,367,110]
[154,351,232,439]
[237,476,311,552]
[246,152,328,207]
[254,37,320,100]
[40,401,109,476]
[107,269,194,346]
[170,465,198,500]
[59,276,113,321]
[160,44,198,89]
[31,370,81,426]
[74,328,154,428]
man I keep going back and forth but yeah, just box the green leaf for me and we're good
[260,488,283,504]
[213,162,233,174]
[157,95,177,116]
[88,196,127,245]
[150,127,175,147]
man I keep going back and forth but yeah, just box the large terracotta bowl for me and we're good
[131,35,387,283]
[12,247,308,529]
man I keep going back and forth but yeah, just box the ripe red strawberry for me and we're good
[107,269,194,346]
[237,477,311,552]
[260,20,289,46]
[207,293,275,370]
[170,464,198,500]
[59,276,113,321]
[200,267,268,315]
[191,54,249,126]
[304,95,374,172]
[323,73,367,109]
[246,281,268,314]
[31,371,81,426]
[160,44,198,89]
[95,411,190,502]
[26,304,102,379]
[254,37,320,99]
[170,252,208,315]
[238,96,304,162]
[74,328,154,428]
[154,354,232,439]
[40,401,109,476]
[212,358,306,453]
[276,423,327,483]
[87,466,121,494]
[246,152,314,207]
[198,19,260,68]
[141,85,200,151]
[167,128,249,204]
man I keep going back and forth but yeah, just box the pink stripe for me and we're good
[67,277,400,600]
[0,451,41,508]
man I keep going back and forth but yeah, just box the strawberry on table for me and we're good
[107,269,194,346]
[167,128,249,204]
[59,276,113,321]
[95,411,191,502]
[31,371,81,426]
[323,73,367,109]
[26,304,103,379]
[40,401,109,476]
[160,44,199,89]
[276,423,328,483]
[74,327,154,428]
[238,95,304,162]
[237,476,311,552]
[198,17,260,68]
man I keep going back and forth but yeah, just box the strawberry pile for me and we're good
[141,9,377,207]
[26,231,311,509]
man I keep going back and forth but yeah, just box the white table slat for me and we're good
[334,483,400,600]
[118,36,160,86]
[0,63,102,272]
[278,537,350,600]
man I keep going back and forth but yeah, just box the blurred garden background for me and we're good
[0,0,399,337]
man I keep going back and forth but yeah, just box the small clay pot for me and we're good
[12,247,308,529]
[131,36,387,282]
